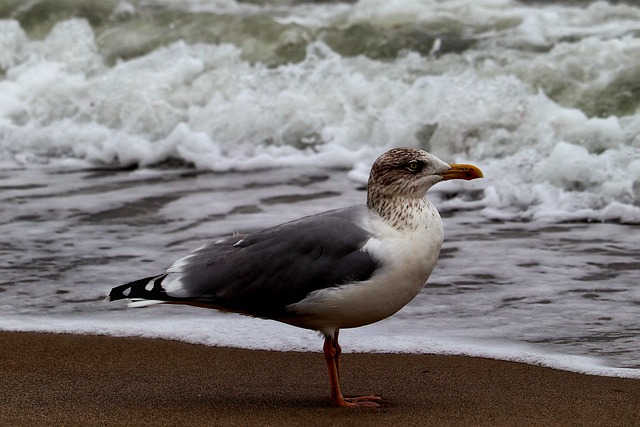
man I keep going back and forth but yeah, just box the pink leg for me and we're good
[323,332,383,408]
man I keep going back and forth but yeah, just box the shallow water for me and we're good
[1,0,640,377]
[1,166,638,378]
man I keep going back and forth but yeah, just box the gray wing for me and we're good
[120,206,381,319]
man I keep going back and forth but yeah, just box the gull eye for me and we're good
[405,160,423,173]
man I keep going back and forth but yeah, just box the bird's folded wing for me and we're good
[151,206,381,318]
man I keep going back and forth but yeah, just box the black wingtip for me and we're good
[107,282,134,302]
[107,275,168,303]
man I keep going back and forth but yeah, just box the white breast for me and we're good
[287,199,444,336]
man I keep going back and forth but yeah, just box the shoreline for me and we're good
[2,331,639,426]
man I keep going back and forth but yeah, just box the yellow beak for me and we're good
[439,164,484,181]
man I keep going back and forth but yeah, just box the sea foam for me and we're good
[2,7,640,222]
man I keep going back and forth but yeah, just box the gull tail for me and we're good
[107,274,174,307]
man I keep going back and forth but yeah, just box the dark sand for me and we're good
[1,332,638,426]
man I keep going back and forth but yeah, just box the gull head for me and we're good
[367,147,483,202]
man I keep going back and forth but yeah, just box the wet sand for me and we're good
[1,331,638,426]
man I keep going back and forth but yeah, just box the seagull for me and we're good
[108,147,483,407]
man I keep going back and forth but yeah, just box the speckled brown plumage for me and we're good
[367,147,450,230]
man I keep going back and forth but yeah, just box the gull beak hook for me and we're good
[439,164,483,181]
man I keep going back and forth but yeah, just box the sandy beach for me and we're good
[1,331,638,426]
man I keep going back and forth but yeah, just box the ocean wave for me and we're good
[1,1,640,222]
